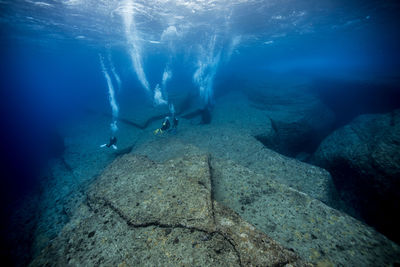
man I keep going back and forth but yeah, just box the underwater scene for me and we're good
[1,0,400,266]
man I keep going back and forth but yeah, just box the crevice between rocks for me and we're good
[207,154,217,227]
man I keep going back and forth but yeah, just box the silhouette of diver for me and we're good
[153,115,179,135]
[100,136,118,150]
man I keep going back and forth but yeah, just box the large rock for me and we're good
[134,121,337,208]
[133,140,400,266]
[244,82,335,159]
[135,91,337,209]
[312,110,400,243]
[211,157,400,266]
[30,153,309,266]
[29,115,141,257]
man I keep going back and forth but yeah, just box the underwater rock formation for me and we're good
[121,91,202,128]
[181,106,213,124]
[134,122,335,207]
[245,84,335,159]
[30,154,309,266]
[26,94,400,267]
[86,90,202,130]
[133,140,400,266]
[211,157,400,266]
[312,109,400,243]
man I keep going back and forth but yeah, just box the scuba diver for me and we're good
[154,103,179,135]
[100,136,118,150]
[154,115,179,135]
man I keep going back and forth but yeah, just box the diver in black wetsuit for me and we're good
[100,136,118,150]
[154,115,179,135]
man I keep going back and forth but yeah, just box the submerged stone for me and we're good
[312,109,400,243]
[244,82,335,158]
[132,139,400,266]
[211,157,400,266]
[30,153,308,266]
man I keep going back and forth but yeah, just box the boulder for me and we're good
[312,109,400,243]
[244,82,335,159]
[134,125,336,207]
[133,140,400,266]
[30,153,309,267]
[211,157,400,266]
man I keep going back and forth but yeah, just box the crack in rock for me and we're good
[88,194,244,266]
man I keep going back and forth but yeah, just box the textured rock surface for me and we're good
[4,115,142,266]
[133,140,400,266]
[244,83,335,159]
[312,110,400,242]
[21,92,400,267]
[135,122,337,207]
[212,158,400,267]
[31,116,140,256]
[30,154,309,267]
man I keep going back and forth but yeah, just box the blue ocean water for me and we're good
[1,0,400,265]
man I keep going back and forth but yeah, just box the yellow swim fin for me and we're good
[153,128,163,135]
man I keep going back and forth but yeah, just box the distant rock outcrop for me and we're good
[30,154,309,266]
[312,109,400,243]
[245,84,335,159]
